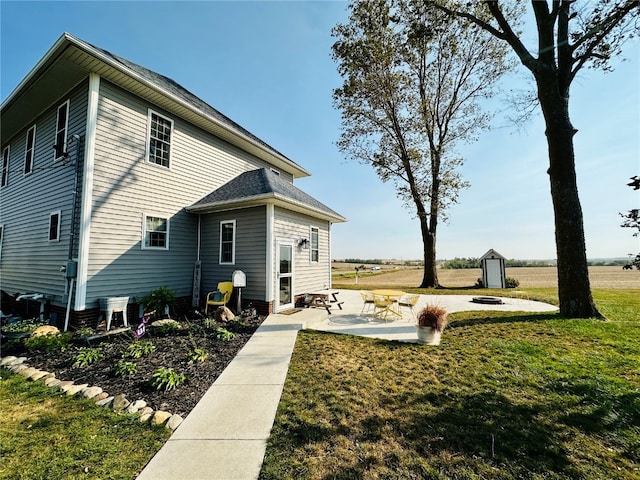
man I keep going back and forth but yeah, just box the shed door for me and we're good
[485,259,503,288]
[276,242,294,311]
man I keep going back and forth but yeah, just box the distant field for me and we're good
[332,264,640,289]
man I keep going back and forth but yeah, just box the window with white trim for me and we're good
[310,227,319,262]
[49,211,61,241]
[2,146,9,187]
[25,125,36,175]
[54,100,69,160]
[219,220,236,264]
[146,110,173,168]
[143,215,169,249]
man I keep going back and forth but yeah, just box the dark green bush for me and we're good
[505,277,520,288]
[24,333,72,353]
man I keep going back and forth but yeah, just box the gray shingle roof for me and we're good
[188,168,346,222]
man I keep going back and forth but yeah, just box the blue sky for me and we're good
[2,1,638,261]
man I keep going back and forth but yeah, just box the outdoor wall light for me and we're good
[298,238,309,249]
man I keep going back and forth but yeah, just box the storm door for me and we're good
[276,242,294,311]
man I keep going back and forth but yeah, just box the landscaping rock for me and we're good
[7,364,28,373]
[139,413,153,423]
[126,399,147,414]
[215,306,235,322]
[96,396,114,408]
[82,386,103,399]
[31,325,60,337]
[66,383,89,396]
[139,406,154,417]
[45,378,61,387]
[112,393,130,411]
[166,414,183,431]
[0,356,17,366]
[151,410,172,425]
[19,366,37,378]
[93,392,109,401]
[29,370,49,381]
[57,380,75,391]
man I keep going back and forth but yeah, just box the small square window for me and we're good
[147,110,173,168]
[143,215,169,249]
[49,211,61,241]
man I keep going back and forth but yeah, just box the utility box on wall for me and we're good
[480,249,506,288]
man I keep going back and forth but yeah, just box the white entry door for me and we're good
[276,242,294,311]
[485,259,502,288]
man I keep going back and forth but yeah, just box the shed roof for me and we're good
[187,168,347,223]
[480,249,506,260]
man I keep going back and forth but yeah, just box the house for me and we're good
[0,33,346,327]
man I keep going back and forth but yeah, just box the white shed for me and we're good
[480,249,506,288]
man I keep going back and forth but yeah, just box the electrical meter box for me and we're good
[66,261,78,278]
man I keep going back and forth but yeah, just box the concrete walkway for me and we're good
[137,291,557,479]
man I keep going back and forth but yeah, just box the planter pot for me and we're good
[416,325,442,345]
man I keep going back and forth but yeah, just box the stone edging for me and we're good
[0,355,183,431]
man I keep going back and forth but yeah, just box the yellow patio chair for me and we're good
[359,290,375,315]
[372,294,395,322]
[205,281,234,315]
[398,294,420,321]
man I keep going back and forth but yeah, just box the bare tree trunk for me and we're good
[537,74,602,318]
[420,217,439,288]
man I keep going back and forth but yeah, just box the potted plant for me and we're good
[416,304,448,345]
[140,287,176,320]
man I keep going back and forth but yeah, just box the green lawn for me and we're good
[260,289,640,479]
[0,370,169,480]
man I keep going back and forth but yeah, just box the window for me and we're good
[143,215,169,249]
[54,101,69,160]
[49,211,61,241]
[310,227,319,262]
[219,220,236,264]
[146,110,173,168]
[25,125,36,175]
[2,146,9,187]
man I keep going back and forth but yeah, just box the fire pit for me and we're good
[471,296,504,305]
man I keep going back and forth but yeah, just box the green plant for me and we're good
[203,317,216,329]
[2,318,48,334]
[150,368,186,392]
[227,317,247,332]
[157,320,182,335]
[23,333,72,353]
[72,347,104,368]
[186,347,209,364]
[212,327,235,341]
[505,277,520,288]
[416,304,448,332]
[140,287,176,319]
[74,327,95,338]
[125,341,156,359]
[113,360,138,377]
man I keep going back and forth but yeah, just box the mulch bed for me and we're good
[1,315,265,418]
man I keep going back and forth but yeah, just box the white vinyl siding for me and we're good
[146,109,173,168]
[219,220,236,264]
[2,146,9,187]
[49,210,61,241]
[54,100,70,160]
[310,226,319,263]
[0,224,4,261]
[143,214,169,249]
[24,125,36,175]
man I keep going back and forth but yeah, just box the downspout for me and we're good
[64,134,81,332]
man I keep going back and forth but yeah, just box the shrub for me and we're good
[157,320,182,335]
[24,333,72,353]
[113,360,138,377]
[226,317,247,332]
[72,347,104,368]
[203,318,216,329]
[505,277,520,288]
[212,327,235,342]
[186,347,209,364]
[2,318,48,334]
[125,341,156,359]
[74,327,95,338]
[150,368,186,392]
[416,305,448,333]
